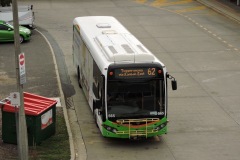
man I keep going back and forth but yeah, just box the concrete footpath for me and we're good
[197,0,240,23]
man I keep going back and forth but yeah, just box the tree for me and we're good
[0,0,12,7]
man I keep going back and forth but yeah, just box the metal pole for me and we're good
[12,0,29,159]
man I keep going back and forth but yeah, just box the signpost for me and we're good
[12,0,29,159]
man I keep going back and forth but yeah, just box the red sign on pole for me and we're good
[19,53,26,84]
[19,53,25,66]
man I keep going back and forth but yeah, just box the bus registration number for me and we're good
[150,111,164,115]
[108,114,116,118]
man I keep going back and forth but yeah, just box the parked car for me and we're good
[0,20,31,43]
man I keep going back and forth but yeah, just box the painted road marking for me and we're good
[151,0,192,7]
[150,0,167,6]
[133,0,240,53]
[135,0,147,4]
[175,6,206,13]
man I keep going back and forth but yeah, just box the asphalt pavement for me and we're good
[0,29,59,99]
[1,0,240,159]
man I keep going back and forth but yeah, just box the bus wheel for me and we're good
[77,67,82,88]
[94,111,99,128]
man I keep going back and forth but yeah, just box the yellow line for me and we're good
[175,6,206,13]
[151,0,167,6]
[135,0,148,4]
[151,0,193,7]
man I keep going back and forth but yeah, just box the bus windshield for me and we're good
[107,79,165,120]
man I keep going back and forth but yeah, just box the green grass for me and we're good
[29,108,70,160]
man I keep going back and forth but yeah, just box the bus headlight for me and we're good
[154,126,160,131]
[112,129,117,133]
[154,122,167,131]
[103,124,118,133]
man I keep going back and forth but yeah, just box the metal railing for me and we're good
[116,118,159,138]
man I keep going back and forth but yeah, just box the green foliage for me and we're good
[0,0,12,7]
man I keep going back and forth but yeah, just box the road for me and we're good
[0,29,59,98]
[19,0,240,160]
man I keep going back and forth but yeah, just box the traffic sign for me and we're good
[19,53,26,84]
[10,92,20,106]
[19,54,25,66]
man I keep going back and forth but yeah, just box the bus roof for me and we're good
[73,16,164,67]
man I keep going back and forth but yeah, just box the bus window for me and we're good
[107,79,165,120]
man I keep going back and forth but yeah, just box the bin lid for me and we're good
[2,92,57,116]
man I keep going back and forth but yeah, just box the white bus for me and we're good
[73,16,177,139]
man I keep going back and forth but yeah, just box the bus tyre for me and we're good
[77,68,82,88]
[94,112,99,128]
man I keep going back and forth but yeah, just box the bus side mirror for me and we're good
[171,80,177,90]
[93,99,101,110]
[167,73,177,90]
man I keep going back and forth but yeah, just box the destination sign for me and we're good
[115,68,157,78]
